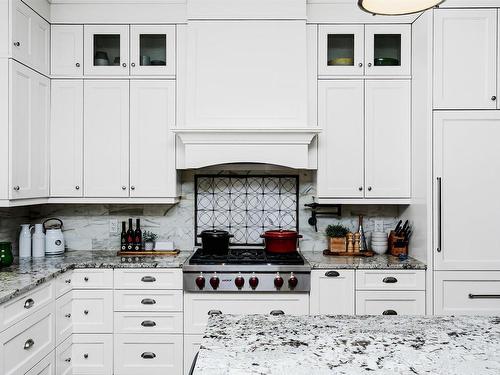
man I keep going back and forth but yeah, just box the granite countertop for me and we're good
[303,252,426,270]
[194,314,500,375]
[0,250,191,304]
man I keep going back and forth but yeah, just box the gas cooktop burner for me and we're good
[189,247,305,266]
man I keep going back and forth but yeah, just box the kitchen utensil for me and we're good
[32,224,45,258]
[19,224,31,258]
[374,57,400,66]
[141,55,151,66]
[261,230,302,254]
[43,218,65,256]
[357,215,368,251]
[197,230,233,254]
[0,242,14,267]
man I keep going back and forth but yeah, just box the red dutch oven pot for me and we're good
[260,230,302,254]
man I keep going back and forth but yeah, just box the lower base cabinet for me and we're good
[184,334,204,375]
[310,270,355,314]
[72,334,113,375]
[26,351,56,375]
[356,291,426,315]
[55,336,72,375]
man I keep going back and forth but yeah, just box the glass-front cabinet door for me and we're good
[130,25,176,76]
[318,25,364,76]
[84,25,129,76]
[365,25,411,76]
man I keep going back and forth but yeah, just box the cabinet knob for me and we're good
[492,96,497,101]
[122,186,127,190]
[75,63,80,67]
[13,186,20,191]
[65,358,71,363]
[84,277,89,282]
[24,298,35,309]
[75,185,80,190]
[131,186,135,190]
[122,63,127,67]
[358,62,363,67]
[65,279,71,284]
[358,186,363,191]
[131,62,136,67]
[84,310,89,315]
[24,339,35,350]
[368,186,372,191]
[368,62,372,67]
[65,313,71,318]
[84,354,89,359]
[13,41,20,47]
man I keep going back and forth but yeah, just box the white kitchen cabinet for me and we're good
[55,291,73,345]
[356,291,425,315]
[71,334,113,375]
[71,269,113,289]
[26,352,56,375]
[84,25,129,76]
[55,336,73,375]
[130,25,176,76]
[50,80,84,197]
[356,270,425,291]
[114,312,183,334]
[114,290,183,312]
[434,271,500,315]
[365,80,410,198]
[434,9,497,109]
[51,25,84,76]
[10,60,49,200]
[84,80,129,197]
[72,290,113,333]
[318,25,364,76]
[129,80,177,197]
[434,111,500,270]
[11,0,50,75]
[114,269,183,290]
[310,270,355,315]
[183,335,203,375]
[364,25,411,76]
[317,80,364,198]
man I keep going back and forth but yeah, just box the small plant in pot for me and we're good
[326,224,349,252]
[142,231,158,251]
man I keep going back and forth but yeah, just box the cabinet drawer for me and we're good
[184,292,309,334]
[356,270,425,290]
[55,290,73,345]
[72,269,113,289]
[114,269,182,290]
[55,336,72,375]
[435,271,500,315]
[114,312,183,334]
[1,281,54,332]
[114,290,183,312]
[356,291,425,315]
[114,334,183,375]
[73,290,113,333]
[310,269,355,315]
[72,333,113,375]
[55,271,74,298]
[26,351,56,375]
[0,304,55,375]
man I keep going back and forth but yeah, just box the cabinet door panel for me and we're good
[84,80,129,197]
[310,270,355,314]
[365,80,410,198]
[356,291,425,315]
[50,80,83,197]
[11,0,31,64]
[317,80,364,198]
[72,334,113,375]
[434,111,500,270]
[434,9,497,109]
[31,14,50,75]
[51,25,84,76]
[84,25,129,76]
[130,80,176,197]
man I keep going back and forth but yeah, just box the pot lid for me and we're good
[200,229,230,235]
[262,229,299,238]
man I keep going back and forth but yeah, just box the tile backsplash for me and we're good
[0,170,403,253]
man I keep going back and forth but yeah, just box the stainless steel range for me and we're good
[183,247,311,292]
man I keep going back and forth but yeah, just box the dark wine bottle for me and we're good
[126,218,134,251]
[120,221,127,251]
[134,219,142,251]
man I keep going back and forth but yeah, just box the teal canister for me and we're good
[0,242,14,267]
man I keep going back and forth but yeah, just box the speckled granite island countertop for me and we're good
[302,252,426,270]
[0,250,191,304]
[194,314,500,375]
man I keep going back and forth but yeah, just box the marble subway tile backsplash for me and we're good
[0,170,403,253]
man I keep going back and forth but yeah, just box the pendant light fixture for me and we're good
[358,0,444,16]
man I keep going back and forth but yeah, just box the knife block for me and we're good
[388,231,408,256]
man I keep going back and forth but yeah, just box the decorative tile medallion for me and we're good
[195,175,299,245]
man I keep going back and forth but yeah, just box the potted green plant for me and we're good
[142,231,158,251]
[326,224,349,252]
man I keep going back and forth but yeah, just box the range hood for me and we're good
[175,17,319,169]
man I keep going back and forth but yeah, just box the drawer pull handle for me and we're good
[84,310,89,315]
[84,277,89,282]
[24,339,35,350]
[382,277,398,284]
[141,352,156,359]
[65,279,71,284]
[65,358,71,363]
[141,298,156,305]
[141,276,157,282]
[65,313,72,318]
[84,354,89,359]
[270,310,285,316]
[382,310,398,315]
[468,294,500,299]
[141,320,157,327]
[325,271,340,277]
[208,310,222,316]
[24,298,35,309]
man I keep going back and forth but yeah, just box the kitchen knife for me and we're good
[394,220,402,234]
[400,220,409,235]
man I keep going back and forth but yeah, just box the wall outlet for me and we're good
[109,219,119,234]
[374,220,384,232]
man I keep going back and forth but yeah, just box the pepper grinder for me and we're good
[357,215,368,252]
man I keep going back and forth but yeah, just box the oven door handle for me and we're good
[208,310,222,316]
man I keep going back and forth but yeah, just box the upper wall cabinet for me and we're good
[11,0,50,76]
[51,25,84,76]
[318,24,411,77]
[434,9,498,109]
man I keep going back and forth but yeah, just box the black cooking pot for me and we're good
[197,230,233,253]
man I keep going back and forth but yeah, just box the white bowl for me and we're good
[371,240,388,245]
[372,246,388,255]
[371,233,388,239]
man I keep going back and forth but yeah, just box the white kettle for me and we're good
[43,218,65,256]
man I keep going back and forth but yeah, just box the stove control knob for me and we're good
[235,274,245,289]
[249,274,259,290]
[195,275,205,290]
[274,274,284,289]
[288,274,298,289]
[209,275,220,290]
